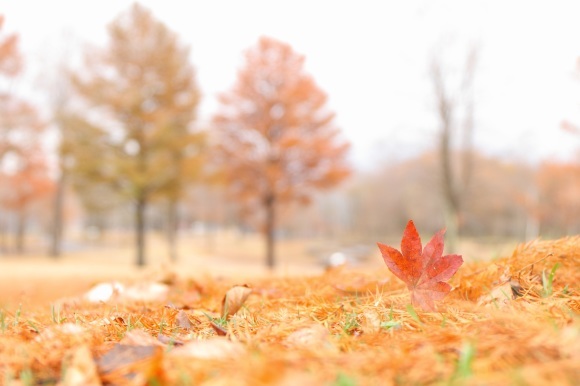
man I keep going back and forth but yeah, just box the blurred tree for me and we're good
[346,152,442,242]
[69,4,201,266]
[0,16,49,252]
[0,145,54,253]
[344,150,535,243]
[57,111,124,236]
[0,14,21,86]
[0,14,25,161]
[212,36,350,269]
[464,154,533,239]
[0,99,44,159]
[46,59,72,258]
[153,122,206,262]
[430,45,478,252]
[536,162,580,236]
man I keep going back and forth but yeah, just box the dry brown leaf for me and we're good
[120,329,164,347]
[221,284,252,318]
[175,310,192,329]
[35,323,86,342]
[157,334,185,346]
[122,282,170,302]
[84,282,125,303]
[170,337,245,360]
[97,344,163,385]
[209,320,228,336]
[361,310,381,334]
[89,316,117,327]
[477,281,514,307]
[285,324,338,354]
[61,345,101,386]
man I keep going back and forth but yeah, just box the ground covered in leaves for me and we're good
[0,237,579,385]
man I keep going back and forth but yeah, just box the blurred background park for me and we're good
[0,0,579,290]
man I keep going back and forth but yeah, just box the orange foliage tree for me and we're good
[0,14,20,82]
[0,99,44,159]
[536,162,580,235]
[0,15,50,253]
[69,4,201,266]
[0,145,54,253]
[212,37,350,268]
[0,15,35,161]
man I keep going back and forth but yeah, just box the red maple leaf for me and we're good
[377,220,463,311]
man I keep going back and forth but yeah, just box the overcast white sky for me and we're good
[2,0,580,169]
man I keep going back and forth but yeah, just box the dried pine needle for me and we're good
[0,236,578,385]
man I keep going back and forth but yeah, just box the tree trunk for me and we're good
[135,193,147,267]
[264,193,276,269]
[431,47,477,254]
[50,170,65,258]
[440,120,461,253]
[166,199,178,262]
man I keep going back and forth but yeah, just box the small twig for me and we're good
[515,253,553,274]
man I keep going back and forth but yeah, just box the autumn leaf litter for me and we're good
[0,236,579,385]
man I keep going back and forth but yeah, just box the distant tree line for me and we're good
[0,5,578,268]
[0,5,350,267]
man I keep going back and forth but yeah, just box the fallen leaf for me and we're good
[509,278,523,297]
[176,310,192,329]
[285,324,338,354]
[361,311,381,335]
[89,316,126,328]
[97,344,162,385]
[35,323,86,342]
[84,282,125,303]
[209,320,228,336]
[170,338,245,360]
[122,282,170,302]
[120,329,164,347]
[477,281,514,308]
[157,334,185,346]
[62,345,101,386]
[377,220,463,311]
[221,285,252,319]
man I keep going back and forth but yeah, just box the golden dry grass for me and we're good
[0,236,578,385]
